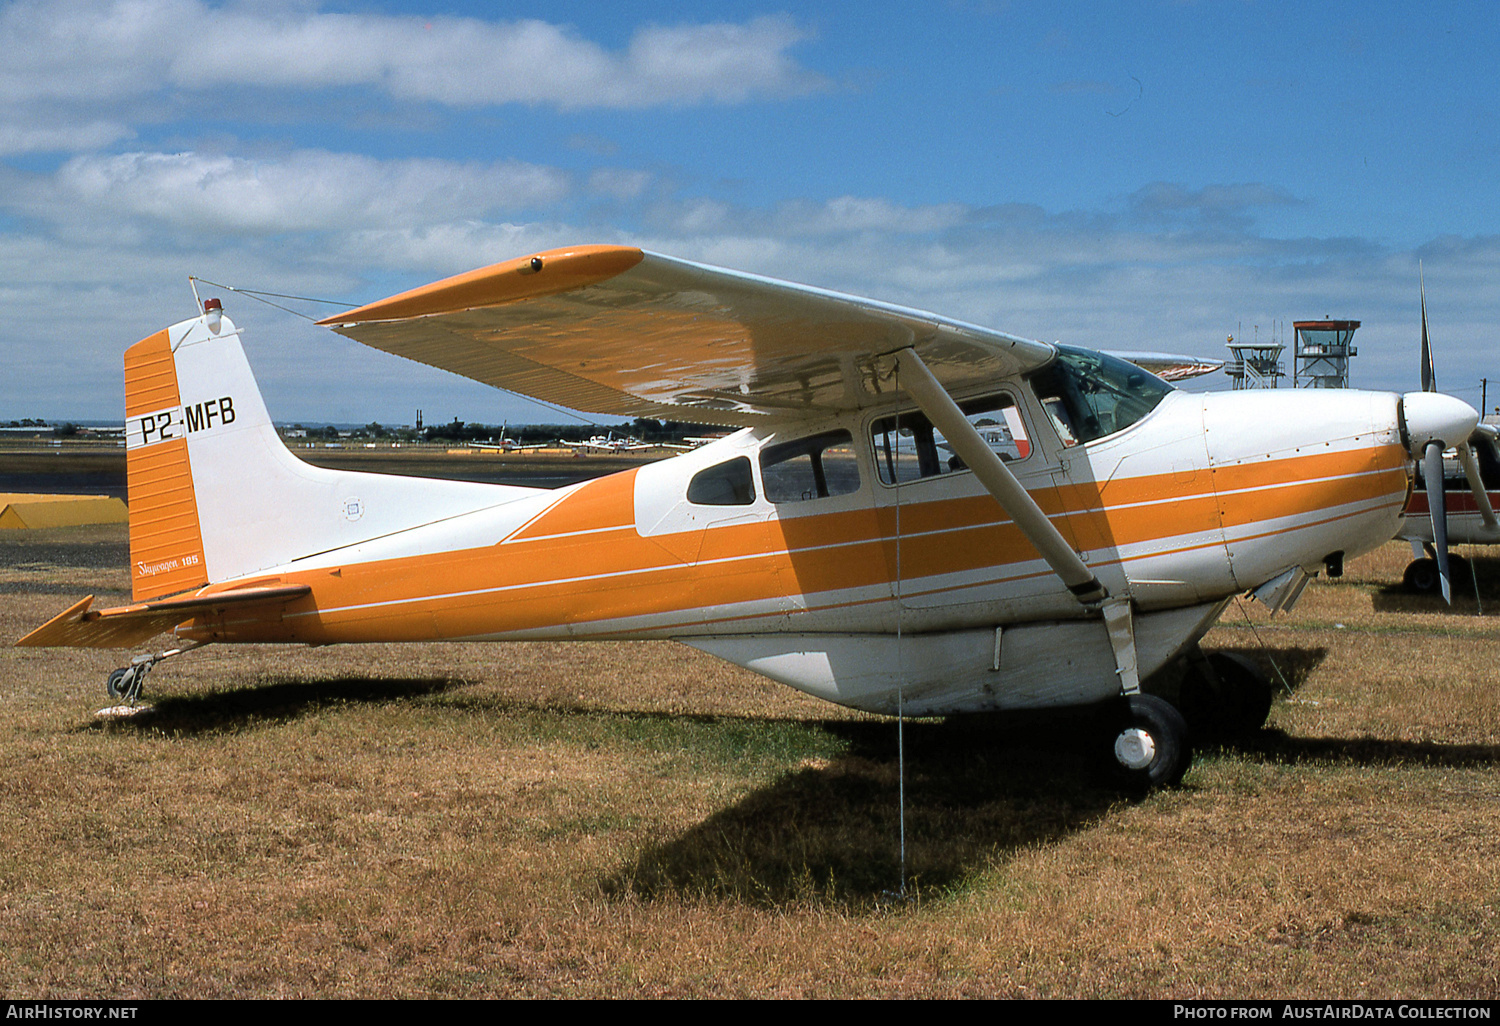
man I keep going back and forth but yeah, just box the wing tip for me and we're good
[16,594,97,647]
[317,245,644,326]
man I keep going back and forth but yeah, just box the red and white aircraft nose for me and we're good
[1401,391,1479,458]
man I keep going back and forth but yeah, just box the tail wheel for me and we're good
[1106,693,1191,793]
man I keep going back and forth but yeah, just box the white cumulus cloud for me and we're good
[28,149,571,234]
[0,0,825,110]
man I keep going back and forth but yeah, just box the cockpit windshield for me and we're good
[1026,346,1173,446]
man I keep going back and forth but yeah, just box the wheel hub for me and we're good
[1114,727,1157,770]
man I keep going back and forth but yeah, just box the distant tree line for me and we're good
[1,420,80,437]
[284,418,718,444]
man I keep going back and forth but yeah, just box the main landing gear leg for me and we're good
[1098,598,1192,793]
[105,643,205,704]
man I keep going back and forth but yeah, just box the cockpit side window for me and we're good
[870,392,1031,486]
[760,430,861,503]
[687,457,755,506]
[1026,346,1172,446]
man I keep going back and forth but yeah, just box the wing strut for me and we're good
[894,348,1106,603]
[1455,441,1500,531]
[894,348,1141,693]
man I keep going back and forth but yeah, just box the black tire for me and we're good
[1105,693,1191,794]
[1403,557,1440,594]
[1179,651,1273,739]
[1404,555,1471,596]
[106,667,128,700]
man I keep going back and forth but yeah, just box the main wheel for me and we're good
[1178,651,1273,740]
[1403,557,1440,594]
[1404,555,1472,596]
[1105,694,1191,793]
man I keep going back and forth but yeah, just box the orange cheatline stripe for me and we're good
[316,245,645,325]
[197,441,1409,645]
[423,459,1382,597]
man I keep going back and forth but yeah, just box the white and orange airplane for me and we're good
[17,245,1484,790]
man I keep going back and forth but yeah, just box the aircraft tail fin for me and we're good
[123,300,533,603]
[124,322,213,601]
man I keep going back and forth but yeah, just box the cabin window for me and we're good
[687,457,755,506]
[871,393,1031,486]
[1026,346,1172,446]
[760,430,861,503]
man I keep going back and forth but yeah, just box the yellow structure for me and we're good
[0,493,128,529]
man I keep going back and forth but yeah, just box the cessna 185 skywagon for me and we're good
[18,245,1484,790]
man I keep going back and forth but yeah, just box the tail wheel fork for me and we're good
[104,642,206,704]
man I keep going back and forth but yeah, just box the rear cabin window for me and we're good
[687,457,755,506]
[1026,346,1172,446]
[760,430,861,503]
[871,393,1031,486]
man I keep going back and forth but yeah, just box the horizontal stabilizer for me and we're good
[17,585,311,649]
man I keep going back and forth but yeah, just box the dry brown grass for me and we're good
[2,525,1497,998]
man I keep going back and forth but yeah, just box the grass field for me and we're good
[2,525,1497,998]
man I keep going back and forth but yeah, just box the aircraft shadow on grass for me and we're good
[1189,644,1499,769]
[604,711,1131,909]
[1369,553,1500,612]
[82,645,1495,909]
[82,676,465,734]
[1230,730,1500,770]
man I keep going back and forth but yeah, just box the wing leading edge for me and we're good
[319,246,1057,425]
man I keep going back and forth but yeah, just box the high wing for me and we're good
[318,246,1057,425]
[1106,351,1225,382]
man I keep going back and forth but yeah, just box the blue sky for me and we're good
[4,0,1498,425]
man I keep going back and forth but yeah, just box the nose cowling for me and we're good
[1198,388,1412,596]
[1400,391,1479,459]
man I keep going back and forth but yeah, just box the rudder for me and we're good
[124,326,209,601]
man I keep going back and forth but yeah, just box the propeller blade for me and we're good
[1420,265,1436,393]
[1456,439,1500,531]
[1423,441,1452,604]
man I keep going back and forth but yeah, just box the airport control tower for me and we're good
[1224,335,1285,389]
[1293,320,1360,389]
